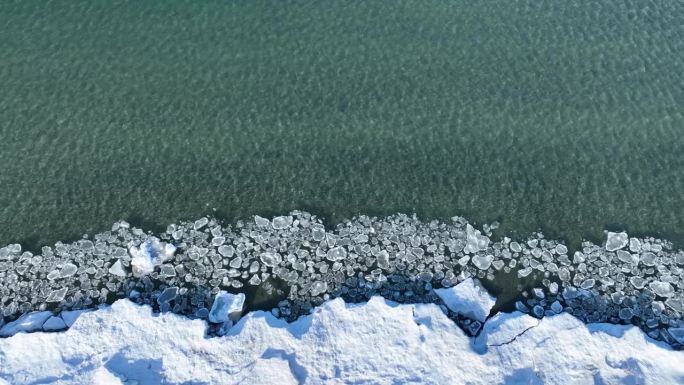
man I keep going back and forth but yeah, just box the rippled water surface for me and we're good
[0,1,682,249]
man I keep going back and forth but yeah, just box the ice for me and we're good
[60,263,78,278]
[311,226,326,242]
[605,232,629,251]
[434,278,495,322]
[376,250,390,269]
[517,267,533,278]
[208,291,246,323]
[160,264,177,277]
[665,298,684,313]
[108,260,127,277]
[310,281,328,296]
[641,252,656,266]
[471,255,493,270]
[531,305,544,318]
[194,217,209,230]
[272,216,293,230]
[555,244,568,255]
[130,238,176,277]
[218,245,235,257]
[42,316,67,332]
[464,224,487,254]
[46,287,68,303]
[630,276,646,289]
[509,242,522,253]
[649,281,674,298]
[669,328,684,344]
[550,301,563,314]
[326,246,347,261]
[60,309,90,327]
[254,215,270,227]
[629,238,642,253]
[0,311,52,336]
[157,287,178,304]
[259,252,281,267]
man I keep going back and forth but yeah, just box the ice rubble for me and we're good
[1,211,684,348]
[0,297,683,385]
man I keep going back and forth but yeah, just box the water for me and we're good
[0,1,683,250]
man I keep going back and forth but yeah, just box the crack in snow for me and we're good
[487,320,541,348]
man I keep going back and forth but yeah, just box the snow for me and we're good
[208,291,246,323]
[129,237,176,277]
[434,278,496,322]
[0,297,683,384]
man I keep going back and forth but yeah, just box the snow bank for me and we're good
[0,297,682,385]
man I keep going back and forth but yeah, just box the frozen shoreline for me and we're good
[0,296,682,385]
[1,211,684,348]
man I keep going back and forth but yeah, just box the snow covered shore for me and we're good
[1,296,682,385]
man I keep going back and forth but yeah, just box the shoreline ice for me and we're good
[0,211,683,349]
[0,295,682,384]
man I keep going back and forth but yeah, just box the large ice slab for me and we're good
[208,291,246,323]
[434,278,496,322]
[0,311,52,337]
[0,297,682,385]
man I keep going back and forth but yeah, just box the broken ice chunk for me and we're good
[46,287,68,303]
[108,260,127,277]
[60,263,78,278]
[605,232,628,251]
[668,328,684,345]
[159,264,177,277]
[665,298,684,313]
[254,215,270,227]
[464,225,489,254]
[434,278,495,322]
[640,252,656,266]
[208,291,246,323]
[157,287,178,304]
[60,309,90,327]
[310,281,328,296]
[129,237,176,277]
[376,250,390,269]
[472,255,494,270]
[272,216,293,230]
[0,311,52,336]
[260,251,282,267]
[42,316,67,331]
[311,226,326,242]
[218,245,235,257]
[649,281,674,298]
[193,217,209,230]
[326,246,347,261]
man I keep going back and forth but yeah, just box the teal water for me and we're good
[0,1,683,250]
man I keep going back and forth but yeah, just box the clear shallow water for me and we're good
[0,1,683,250]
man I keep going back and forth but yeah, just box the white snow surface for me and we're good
[434,278,496,322]
[1,297,683,385]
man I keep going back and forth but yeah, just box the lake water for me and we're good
[1,1,682,251]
